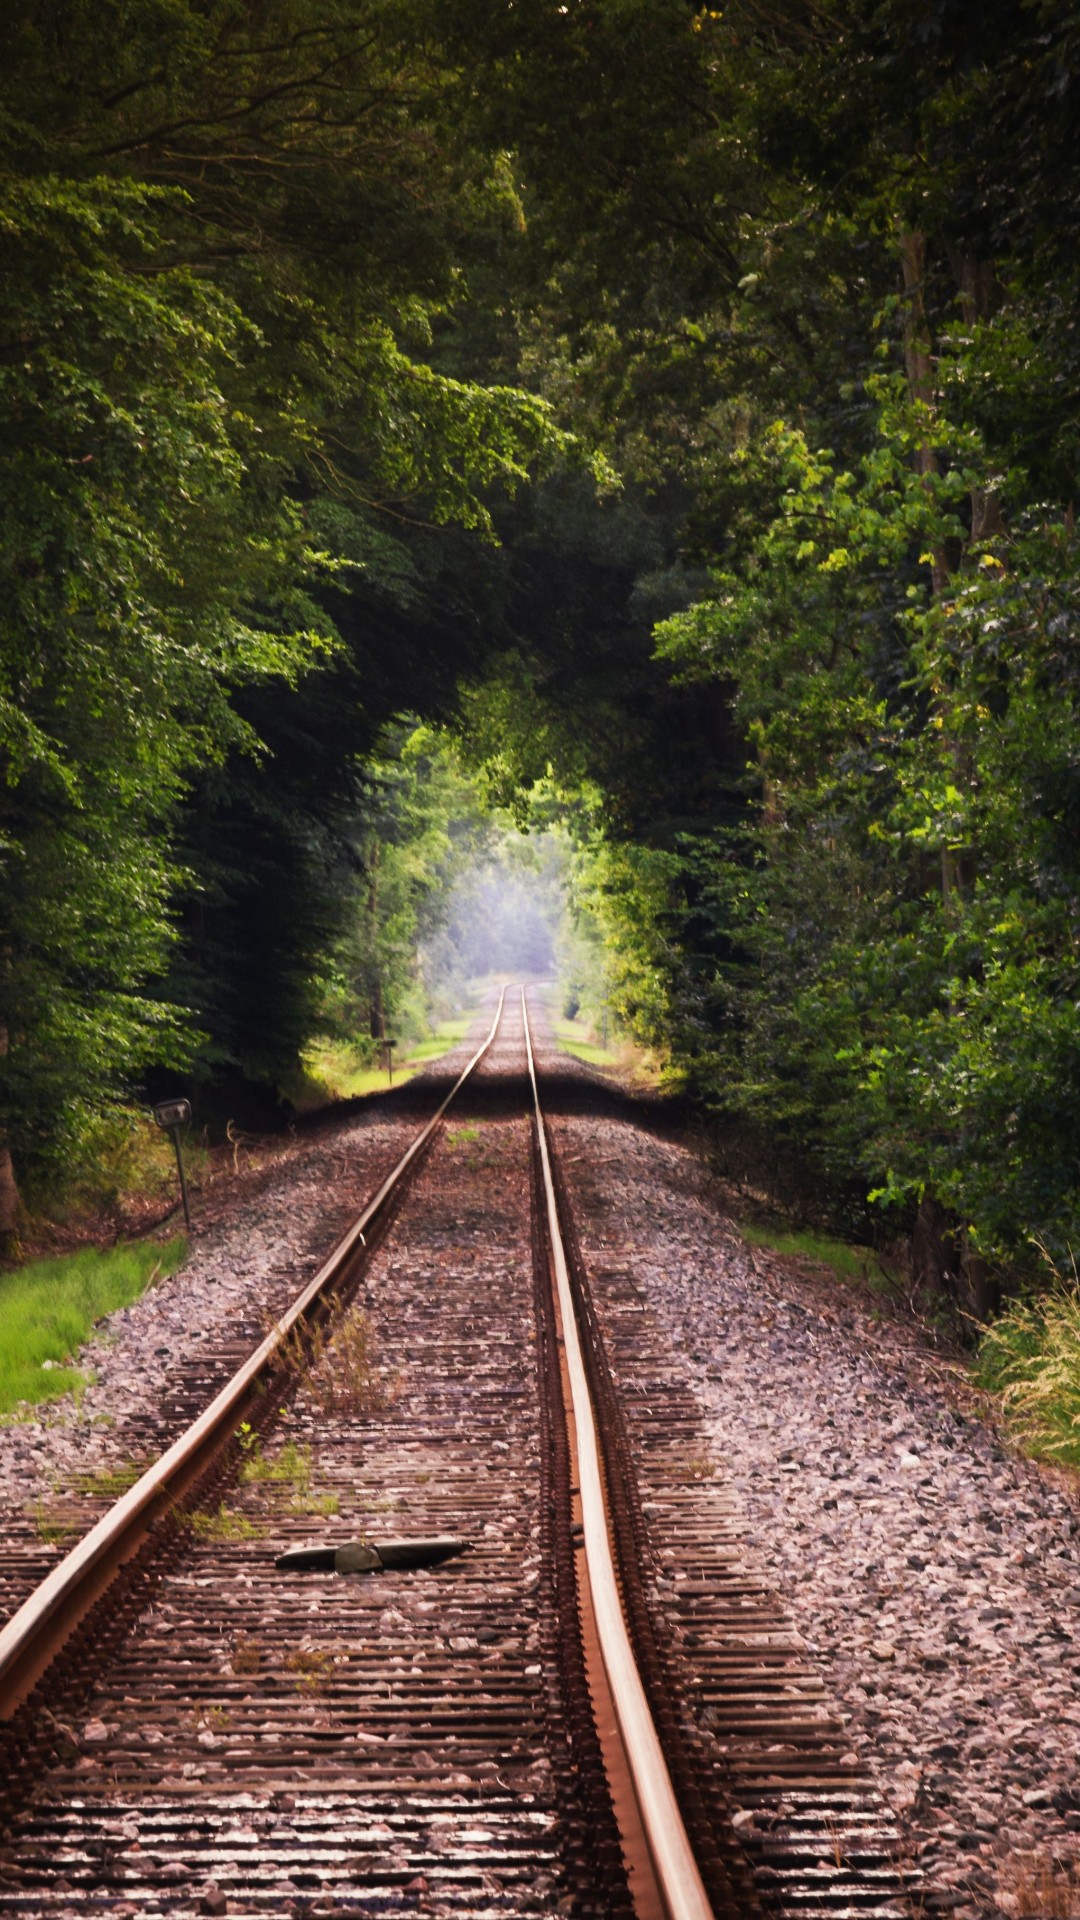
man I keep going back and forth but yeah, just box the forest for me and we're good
[2,0,1079,1319]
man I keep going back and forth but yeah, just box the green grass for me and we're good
[72,1461,147,1498]
[241,1441,338,1514]
[31,1503,79,1544]
[292,1014,477,1105]
[738,1221,896,1289]
[405,1016,472,1063]
[0,1236,186,1416]
[976,1289,1080,1469]
[240,1439,312,1494]
[189,1503,264,1542]
[551,1013,623,1068]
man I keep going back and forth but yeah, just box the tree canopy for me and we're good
[4,0,1080,1304]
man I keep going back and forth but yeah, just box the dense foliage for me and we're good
[5,0,1080,1306]
[445,0,1080,1301]
[0,0,573,1216]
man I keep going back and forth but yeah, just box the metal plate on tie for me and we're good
[274,1536,467,1575]
[335,1542,384,1573]
[371,1537,468,1570]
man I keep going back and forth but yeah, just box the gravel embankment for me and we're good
[561,1103,1080,1919]
[0,1091,460,1569]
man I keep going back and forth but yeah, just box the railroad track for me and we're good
[0,989,914,1918]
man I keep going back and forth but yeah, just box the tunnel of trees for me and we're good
[3,0,1080,1314]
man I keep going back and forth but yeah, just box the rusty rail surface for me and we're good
[0,988,508,1720]
[522,987,719,1920]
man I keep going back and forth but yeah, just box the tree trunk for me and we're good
[961,1241,1001,1324]
[949,250,1007,546]
[912,1196,999,1326]
[898,232,970,902]
[366,848,384,1042]
[911,1193,960,1298]
[0,1140,19,1242]
[369,975,385,1044]
[0,1025,21,1247]
[898,231,950,595]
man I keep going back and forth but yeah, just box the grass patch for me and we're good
[0,1236,186,1417]
[976,1287,1080,1469]
[189,1504,264,1542]
[30,1502,79,1545]
[239,1439,312,1494]
[405,1016,471,1063]
[551,1012,621,1067]
[72,1461,147,1498]
[293,1490,340,1517]
[289,1014,477,1107]
[738,1221,894,1288]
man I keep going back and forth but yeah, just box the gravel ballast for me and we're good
[3,1022,1078,1917]
[558,1099,1080,1917]
[0,1061,479,1606]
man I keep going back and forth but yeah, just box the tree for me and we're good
[0,0,581,1214]
[447,0,1080,1288]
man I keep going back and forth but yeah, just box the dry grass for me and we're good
[672,1451,715,1482]
[994,1853,1080,1918]
[286,1305,399,1420]
[977,1281,1080,1468]
[285,1645,339,1693]
[232,1635,263,1675]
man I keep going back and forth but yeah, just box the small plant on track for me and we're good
[285,1645,339,1693]
[238,1438,338,1514]
[240,1439,312,1495]
[295,1490,340,1516]
[284,1305,400,1421]
[189,1503,264,1542]
[673,1451,715,1482]
[73,1460,147,1499]
[30,1502,78,1545]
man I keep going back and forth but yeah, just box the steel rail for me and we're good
[0,987,509,1718]
[521,987,716,1920]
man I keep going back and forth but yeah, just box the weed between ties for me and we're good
[189,1506,264,1542]
[278,1303,400,1421]
[187,1307,395,1545]
[237,1434,341,1515]
[31,1503,77,1545]
[286,1645,340,1693]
